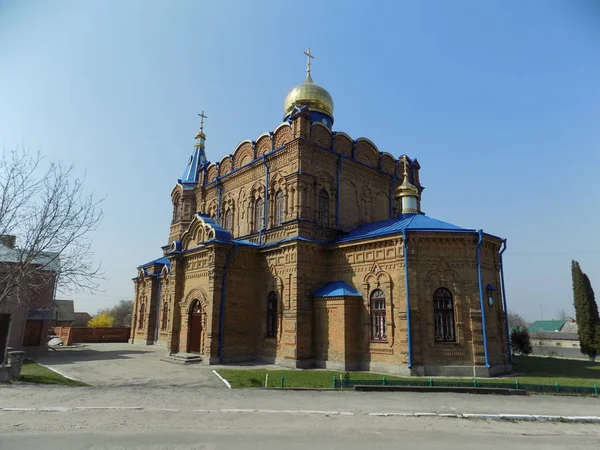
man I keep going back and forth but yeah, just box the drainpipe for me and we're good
[218,242,239,362]
[499,239,513,364]
[216,177,222,222]
[259,155,269,246]
[154,278,161,343]
[336,155,341,229]
[402,230,412,369]
[476,230,491,368]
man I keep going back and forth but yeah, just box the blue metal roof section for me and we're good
[179,146,207,187]
[335,213,475,244]
[313,281,362,298]
[137,256,171,270]
[196,213,233,242]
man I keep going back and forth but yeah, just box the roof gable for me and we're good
[313,281,362,298]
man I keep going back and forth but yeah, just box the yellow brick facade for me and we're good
[130,106,511,377]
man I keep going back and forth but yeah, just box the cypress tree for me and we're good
[571,260,600,361]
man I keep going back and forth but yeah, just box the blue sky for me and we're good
[1,0,599,320]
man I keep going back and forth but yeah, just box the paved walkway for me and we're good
[31,343,224,389]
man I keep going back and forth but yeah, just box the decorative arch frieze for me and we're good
[273,123,292,148]
[218,155,233,176]
[232,140,254,168]
[310,122,333,149]
[206,163,218,183]
[380,152,396,175]
[354,138,380,168]
[255,134,271,158]
[333,132,353,157]
[180,287,209,310]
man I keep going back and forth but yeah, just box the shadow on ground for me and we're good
[27,346,151,366]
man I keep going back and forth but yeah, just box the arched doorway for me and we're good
[188,300,203,353]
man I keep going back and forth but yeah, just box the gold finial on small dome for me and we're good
[283,49,334,119]
[397,156,419,203]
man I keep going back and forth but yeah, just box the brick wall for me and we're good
[53,327,131,346]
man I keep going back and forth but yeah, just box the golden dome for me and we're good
[283,73,334,118]
[396,157,419,198]
[397,178,419,197]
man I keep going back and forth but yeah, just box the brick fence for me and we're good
[53,327,131,346]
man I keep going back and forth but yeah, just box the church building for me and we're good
[131,50,512,376]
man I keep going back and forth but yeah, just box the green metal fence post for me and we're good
[515,380,519,390]
[473,378,477,388]
[382,376,386,386]
[280,376,284,388]
[594,384,598,396]
[429,378,433,387]
[555,382,559,393]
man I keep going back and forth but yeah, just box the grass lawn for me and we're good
[16,360,88,386]
[506,355,600,387]
[217,356,600,389]
[217,369,399,388]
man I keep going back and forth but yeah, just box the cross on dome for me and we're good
[304,48,314,74]
[198,111,208,133]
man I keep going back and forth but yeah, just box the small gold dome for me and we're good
[283,73,334,118]
[397,178,419,197]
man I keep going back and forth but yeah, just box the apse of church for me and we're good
[131,50,512,377]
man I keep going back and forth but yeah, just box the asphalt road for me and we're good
[1,409,599,450]
[4,344,597,449]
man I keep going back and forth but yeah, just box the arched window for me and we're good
[433,288,455,342]
[224,208,233,233]
[138,302,145,329]
[370,289,386,341]
[275,190,285,227]
[266,291,277,338]
[254,197,264,233]
[318,189,329,227]
[161,302,169,330]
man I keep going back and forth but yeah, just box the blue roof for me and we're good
[313,281,362,298]
[179,146,207,186]
[137,256,170,270]
[196,213,233,242]
[335,214,475,244]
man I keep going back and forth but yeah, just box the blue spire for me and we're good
[179,113,208,186]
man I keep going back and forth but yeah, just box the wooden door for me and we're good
[188,301,202,353]
[23,320,43,346]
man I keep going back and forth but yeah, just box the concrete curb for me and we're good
[354,385,526,395]
[212,370,232,389]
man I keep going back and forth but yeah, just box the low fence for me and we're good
[329,377,599,396]
[53,327,130,346]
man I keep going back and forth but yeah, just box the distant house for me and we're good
[528,319,581,356]
[0,235,59,359]
[73,312,93,327]
[528,320,568,333]
[53,300,75,327]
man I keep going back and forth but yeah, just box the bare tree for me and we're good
[0,148,104,308]
[556,308,570,320]
[507,310,528,329]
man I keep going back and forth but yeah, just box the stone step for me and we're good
[161,353,203,365]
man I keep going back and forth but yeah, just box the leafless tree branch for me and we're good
[0,147,105,309]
